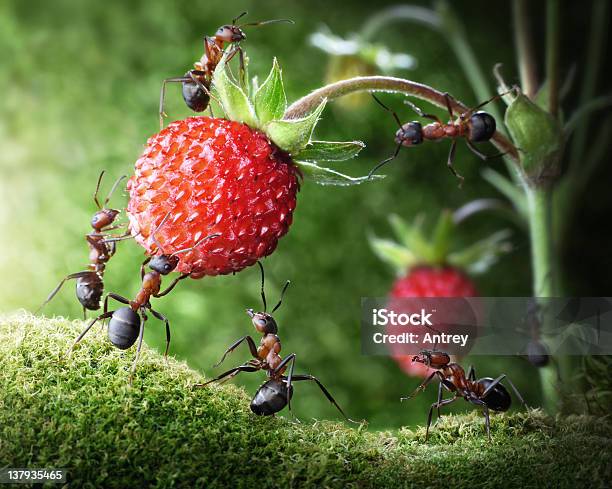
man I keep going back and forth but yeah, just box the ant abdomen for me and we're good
[76,274,104,310]
[478,377,512,412]
[250,379,293,416]
[468,111,496,142]
[107,307,141,350]
[181,71,211,112]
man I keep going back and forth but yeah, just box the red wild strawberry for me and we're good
[370,210,511,377]
[127,56,372,277]
[127,117,300,277]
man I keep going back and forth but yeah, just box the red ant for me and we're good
[67,212,219,384]
[159,12,293,128]
[370,92,510,186]
[195,262,353,421]
[38,171,126,319]
[402,348,528,441]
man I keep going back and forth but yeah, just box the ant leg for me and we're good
[213,335,259,368]
[128,311,147,385]
[289,374,355,422]
[149,308,171,358]
[273,353,296,414]
[368,142,402,179]
[426,396,458,441]
[103,293,130,328]
[465,140,507,161]
[467,365,476,381]
[154,273,190,298]
[103,174,127,208]
[37,271,93,313]
[82,305,87,321]
[446,140,465,187]
[371,94,403,129]
[435,379,444,421]
[159,77,191,129]
[187,71,221,106]
[403,99,442,124]
[443,93,455,119]
[225,45,246,89]
[481,374,528,408]
[194,364,260,388]
[67,310,114,355]
[401,371,443,400]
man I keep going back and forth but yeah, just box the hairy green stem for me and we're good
[285,76,520,163]
[546,0,560,117]
[513,0,539,99]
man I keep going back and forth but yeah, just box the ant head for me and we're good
[91,208,119,231]
[246,309,278,334]
[149,254,180,275]
[395,122,423,146]
[215,24,246,43]
[412,350,451,368]
[468,111,496,142]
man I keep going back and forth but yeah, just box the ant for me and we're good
[159,12,293,128]
[66,212,219,384]
[370,92,510,186]
[195,262,352,421]
[402,348,527,441]
[38,171,126,319]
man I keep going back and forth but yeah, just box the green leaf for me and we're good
[213,52,258,128]
[254,58,286,125]
[447,229,513,275]
[388,214,432,261]
[430,210,454,264]
[293,141,365,162]
[267,99,327,154]
[294,160,384,186]
[505,93,562,181]
[368,234,416,272]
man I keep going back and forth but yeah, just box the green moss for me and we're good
[1,313,610,488]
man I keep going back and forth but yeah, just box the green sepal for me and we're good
[267,99,327,154]
[430,210,454,264]
[388,214,432,263]
[213,52,258,128]
[368,234,417,272]
[254,58,287,125]
[294,160,384,186]
[293,141,365,162]
[505,93,562,184]
[447,229,513,275]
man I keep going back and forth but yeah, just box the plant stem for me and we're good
[513,0,539,99]
[285,76,520,164]
[546,0,560,117]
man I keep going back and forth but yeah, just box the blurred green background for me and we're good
[1,0,609,429]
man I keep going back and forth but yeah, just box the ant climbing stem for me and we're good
[159,12,293,128]
[38,171,127,319]
[370,90,512,187]
[196,261,355,422]
[66,209,220,384]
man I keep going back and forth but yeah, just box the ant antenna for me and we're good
[240,18,294,28]
[371,94,403,130]
[257,261,267,312]
[271,280,290,313]
[232,11,248,25]
[150,210,173,254]
[93,171,127,209]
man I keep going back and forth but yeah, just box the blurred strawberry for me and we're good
[370,210,512,377]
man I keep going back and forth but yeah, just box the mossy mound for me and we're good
[1,312,610,488]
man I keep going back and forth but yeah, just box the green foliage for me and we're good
[2,313,611,488]
[294,141,365,162]
[254,58,287,124]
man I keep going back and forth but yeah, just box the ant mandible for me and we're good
[159,12,293,128]
[370,91,510,186]
[402,348,528,441]
[38,171,126,319]
[67,212,219,384]
[195,262,353,421]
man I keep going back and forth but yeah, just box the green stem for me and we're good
[285,76,520,164]
[513,0,539,99]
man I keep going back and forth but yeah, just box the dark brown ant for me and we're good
[38,171,126,319]
[66,214,219,384]
[159,12,293,128]
[402,349,528,441]
[370,92,510,186]
[195,262,352,421]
